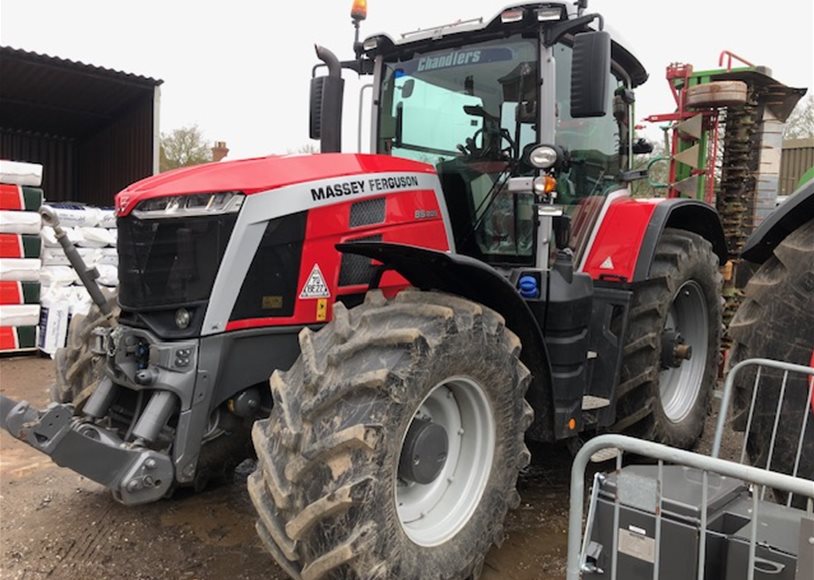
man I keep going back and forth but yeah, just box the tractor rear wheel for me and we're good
[249,289,533,579]
[51,291,119,406]
[613,228,722,448]
[729,218,814,503]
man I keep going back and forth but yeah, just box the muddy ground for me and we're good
[0,356,738,580]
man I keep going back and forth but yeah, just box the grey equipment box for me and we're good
[583,465,810,580]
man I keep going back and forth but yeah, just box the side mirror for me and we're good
[632,138,654,155]
[400,79,415,99]
[309,75,345,150]
[570,30,611,118]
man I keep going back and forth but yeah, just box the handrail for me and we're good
[718,50,755,71]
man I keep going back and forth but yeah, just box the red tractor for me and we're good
[1,2,728,578]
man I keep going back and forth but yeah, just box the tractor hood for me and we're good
[115,153,435,217]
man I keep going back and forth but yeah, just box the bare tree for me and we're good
[784,96,814,139]
[160,125,211,172]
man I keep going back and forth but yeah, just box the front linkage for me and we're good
[1,207,173,504]
[0,394,173,504]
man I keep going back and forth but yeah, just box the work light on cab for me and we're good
[536,6,564,21]
[500,8,525,23]
[528,144,561,169]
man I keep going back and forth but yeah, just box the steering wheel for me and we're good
[457,128,516,160]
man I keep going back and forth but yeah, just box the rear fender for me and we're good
[337,241,558,441]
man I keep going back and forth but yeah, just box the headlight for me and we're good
[528,145,560,170]
[132,192,244,219]
[175,308,191,330]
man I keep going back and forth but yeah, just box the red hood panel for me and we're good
[115,154,436,216]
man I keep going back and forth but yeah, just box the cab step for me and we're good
[590,447,621,463]
[582,396,611,411]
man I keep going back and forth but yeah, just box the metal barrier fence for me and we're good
[566,358,814,580]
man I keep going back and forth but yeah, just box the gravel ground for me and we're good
[0,356,740,579]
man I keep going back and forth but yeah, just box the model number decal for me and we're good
[415,209,438,220]
[311,175,420,202]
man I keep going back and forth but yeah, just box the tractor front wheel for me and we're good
[249,289,533,579]
[613,228,722,448]
[51,291,119,406]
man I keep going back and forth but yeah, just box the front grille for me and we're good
[117,214,237,310]
[349,198,386,227]
[339,235,382,287]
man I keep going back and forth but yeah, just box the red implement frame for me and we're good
[644,63,721,203]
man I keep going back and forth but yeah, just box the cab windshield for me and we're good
[377,35,539,264]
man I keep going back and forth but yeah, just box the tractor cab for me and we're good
[315,1,649,271]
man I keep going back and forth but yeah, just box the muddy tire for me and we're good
[729,219,814,503]
[613,228,722,448]
[249,289,533,579]
[51,292,119,406]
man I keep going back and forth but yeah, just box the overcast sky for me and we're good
[2,0,812,159]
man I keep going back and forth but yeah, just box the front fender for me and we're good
[633,199,727,281]
[741,177,814,264]
[581,197,726,283]
[337,241,557,440]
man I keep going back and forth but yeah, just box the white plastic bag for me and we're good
[0,258,42,281]
[96,264,119,287]
[41,226,84,247]
[41,247,98,267]
[40,265,79,287]
[77,227,116,248]
[0,160,43,187]
[42,205,100,228]
[0,210,41,234]
[0,304,41,327]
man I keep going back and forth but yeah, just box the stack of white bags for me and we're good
[0,161,45,353]
[39,203,118,355]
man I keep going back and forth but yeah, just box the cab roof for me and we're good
[362,2,648,87]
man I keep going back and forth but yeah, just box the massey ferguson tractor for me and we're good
[0,2,734,578]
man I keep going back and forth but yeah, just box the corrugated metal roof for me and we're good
[0,45,162,139]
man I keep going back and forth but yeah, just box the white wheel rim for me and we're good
[395,376,496,547]
[659,280,709,423]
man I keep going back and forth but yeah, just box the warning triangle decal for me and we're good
[600,256,615,270]
[300,264,331,299]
